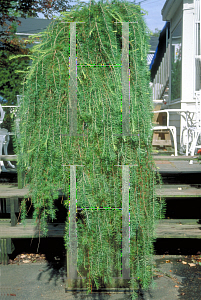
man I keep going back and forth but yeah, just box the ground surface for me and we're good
[1,254,201,299]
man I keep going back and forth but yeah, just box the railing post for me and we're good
[69,22,78,136]
[63,164,84,289]
[17,169,24,189]
[114,164,137,280]
[122,22,130,136]
[68,165,78,285]
[122,165,130,279]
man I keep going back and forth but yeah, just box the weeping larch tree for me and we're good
[14,0,165,298]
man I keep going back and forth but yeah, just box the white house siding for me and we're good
[180,1,194,152]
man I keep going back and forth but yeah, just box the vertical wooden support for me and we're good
[6,198,19,226]
[122,22,130,136]
[17,169,24,189]
[67,165,78,286]
[122,165,130,279]
[3,239,6,265]
[114,21,136,138]
[69,22,77,136]
[6,238,14,255]
[0,239,2,264]
[0,239,9,265]
[10,198,18,226]
[114,164,136,280]
[61,21,84,140]
[2,199,6,213]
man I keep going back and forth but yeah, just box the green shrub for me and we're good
[14,0,165,297]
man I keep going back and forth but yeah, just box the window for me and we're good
[171,20,182,101]
[195,8,201,91]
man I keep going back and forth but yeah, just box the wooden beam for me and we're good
[153,155,198,161]
[0,184,29,198]
[0,222,65,238]
[156,219,201,239]
[156,184,201,197]
[0,155,199,162]
[67,165,78,288]
[10,198,18,226]
[18,169,25,189]
[0,219,201,242]
[0,239,9,265]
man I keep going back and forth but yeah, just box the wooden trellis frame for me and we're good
[62,21,139,292]
[64,164,137,292]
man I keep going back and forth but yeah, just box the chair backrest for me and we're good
[152,104,167,126]
[152,104,161,124]
[0,105,5,126]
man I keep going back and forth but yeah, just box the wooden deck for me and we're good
[0,155,201,242]
[156,219,201,239]
[0,220,65,238]
[156,184,201,197]
[0,184,29,198]
[0,219,201,239]
[154,159,201,173]
[153,155,198,161]
[1,183,201,198]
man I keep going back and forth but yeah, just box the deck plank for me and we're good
[155,219,201,238]
[1,184,201,199]
[0,184,29,198]
[0,219,201,239]
[153,155,198,161]
[0,221,65,238]
[156,184,201,197]
[154,159,201,173]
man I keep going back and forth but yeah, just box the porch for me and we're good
[151,0,201,156]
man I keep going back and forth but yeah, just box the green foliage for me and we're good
[151,28,161,37]
[0,0,73,52]
[0,36,30,131]
[0,51,29,103]
[14,0,166,297]
[0,0,73,25]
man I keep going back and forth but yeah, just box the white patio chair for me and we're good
[152,108,201,156]
[0,105,15,172]
[152,109,178,156]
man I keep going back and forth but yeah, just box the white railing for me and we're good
[153,43,170,100]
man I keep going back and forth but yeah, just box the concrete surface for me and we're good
[1,255,201,299]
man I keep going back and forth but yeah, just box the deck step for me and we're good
[156,219,201,239]
[0,221,65,238]
[156,184,201,197]
[1,183,201,199]
[0,219,200,239]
